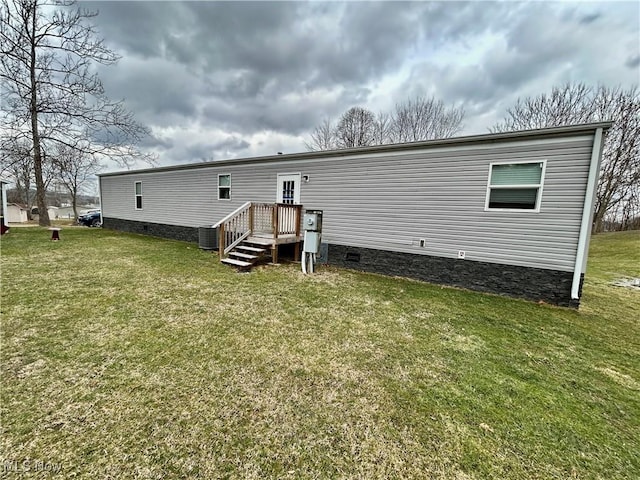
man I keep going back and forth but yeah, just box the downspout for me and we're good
[571,127,605,300]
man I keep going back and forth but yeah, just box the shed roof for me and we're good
[99,122,612,178]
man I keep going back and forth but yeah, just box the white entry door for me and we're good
[276,173,301,204]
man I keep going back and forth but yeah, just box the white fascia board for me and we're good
[98,176,103,223]
[571,127,605,300]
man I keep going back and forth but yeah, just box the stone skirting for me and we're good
[100,218,582,307]
[327,244,582,308]
[102,217,199,243]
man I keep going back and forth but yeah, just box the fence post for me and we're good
[273,204,279,240]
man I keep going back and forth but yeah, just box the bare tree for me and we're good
[492,83,595,131]
[51,144,100,220]
[335,107,376,148]
[492,83,640,232]
[390,96,465,143]
[591,86,640,232]
[372,111,393,145]
[305,118,337,152]
[0,0,151,226]
[306,96,464,152]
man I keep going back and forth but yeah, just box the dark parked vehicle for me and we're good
[77,210,102,227]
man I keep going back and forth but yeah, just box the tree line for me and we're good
[492,83,639,233]
[306,97,465,151]
[1,0,150,224]
[307,83,639,232]
[4,140,99,219]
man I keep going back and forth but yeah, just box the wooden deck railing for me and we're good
[276,203,301,238]
[214,202,302,258]
[214,202,252,255]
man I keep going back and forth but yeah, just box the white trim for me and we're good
[217,173,232,201]
[134,181,143,210]
[572,127,604,300]
[98,123,612,179]
[98,177,103,225]
[484,160,547,213]
[276,172,301,204]
[1,180,8,227]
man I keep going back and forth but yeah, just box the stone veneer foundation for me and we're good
[102,218,582,307]
[102,217,199,243]
[327,244,582,308]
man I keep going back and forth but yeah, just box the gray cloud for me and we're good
[396,2,639,134]
[579,12,602,24]
[626,54,640,69]
[75,1,638,169]
[89,1,426,137]
[139,133,173,150]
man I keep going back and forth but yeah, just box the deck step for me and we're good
[221,257,253,268]
[230,251,259,260]
[236,245,266,253]
[246,237,274,246]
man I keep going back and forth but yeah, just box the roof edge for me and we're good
[98,122,613,177]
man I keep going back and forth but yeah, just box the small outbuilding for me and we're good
[6,204,29,223]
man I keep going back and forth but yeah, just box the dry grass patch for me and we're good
[1,227,639,479]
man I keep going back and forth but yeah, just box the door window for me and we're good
[277,174,301,204]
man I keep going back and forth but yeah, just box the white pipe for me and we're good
[301,251,316,274]
[571,127,604,300]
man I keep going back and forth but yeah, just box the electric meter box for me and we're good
[303,210,323,231]
[303,231,321,253]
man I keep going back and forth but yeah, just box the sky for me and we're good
[77,0,640,172]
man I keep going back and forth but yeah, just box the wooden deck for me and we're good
[249,233,302,246]
[215,202,303,267]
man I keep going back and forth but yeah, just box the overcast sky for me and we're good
[79,1,640,171]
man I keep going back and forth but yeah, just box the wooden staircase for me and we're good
[215,202,303,271]
[220,237,272,270]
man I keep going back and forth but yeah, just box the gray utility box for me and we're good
[303,210,323,231]
[303,231,321,253]
[198,225,219,250]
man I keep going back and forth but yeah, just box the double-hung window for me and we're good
[218,174,231,200]
[135,181,143,210]
[485,161,546,211]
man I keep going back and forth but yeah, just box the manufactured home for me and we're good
[99,123,609,308]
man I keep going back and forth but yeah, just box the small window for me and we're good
[218,174,231,200]
[135,181,143,210]
[486,162,545,211]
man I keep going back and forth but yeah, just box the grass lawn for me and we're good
[1,227,638,479]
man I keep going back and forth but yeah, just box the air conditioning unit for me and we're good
[198,225,219,250]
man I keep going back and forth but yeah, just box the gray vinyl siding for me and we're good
[100,132,596,272]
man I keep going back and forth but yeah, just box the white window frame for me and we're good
[484,160,546,213]
[134,181,143,210]
[218,174,231,201]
